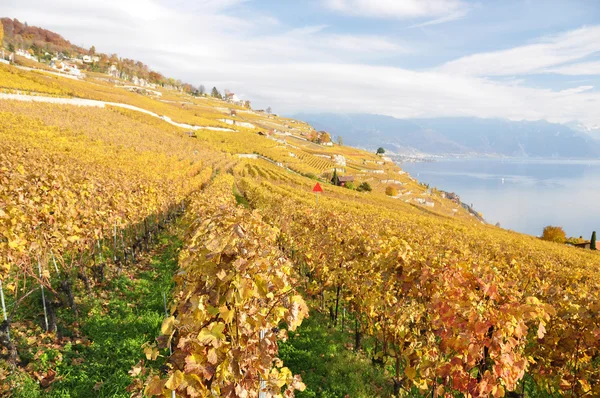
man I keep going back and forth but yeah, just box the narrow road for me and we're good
[0,93,236,132]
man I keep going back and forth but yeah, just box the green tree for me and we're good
[211,87,222,99]
[357,182,372,192]
[541,226,566,243]
[377,147,385,154]
[591,231,597,250]
[331,169,339,186]
[337,136,343,146]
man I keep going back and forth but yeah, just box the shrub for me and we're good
[541,226,566,243]
[356,182,372,192]
[344,181,355,190]
[385,186,398,196]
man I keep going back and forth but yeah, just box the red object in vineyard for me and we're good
[312,183,323,193]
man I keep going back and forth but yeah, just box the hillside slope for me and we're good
[1,55,599,398]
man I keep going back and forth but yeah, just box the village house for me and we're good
[16,48,38,62]
[337,176,355,187]
[108,64,120,78]
[225,93,245,106]
[52,61,82,77]
[571,242,591,249]
[569,241,598,250]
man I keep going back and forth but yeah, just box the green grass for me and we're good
[8,228,182,398]
[279,310,392,398]
[233,183,250,208]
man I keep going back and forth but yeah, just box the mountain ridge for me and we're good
[293,113,600,158]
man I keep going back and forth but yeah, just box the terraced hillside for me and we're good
[1,61,599,398]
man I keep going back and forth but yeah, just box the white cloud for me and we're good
[438,26,600,76]
[547,61,600,75]
[323,0,468,20]
[407,8,469,28]
[2,0,600,129]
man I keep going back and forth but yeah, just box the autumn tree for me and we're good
[319,132,332,144]
[377,147,385,154]
[385,186,398,196]
[591,231,597,250]
[0,21,4,48]
[541,226,566,243]
[89,45,95,55]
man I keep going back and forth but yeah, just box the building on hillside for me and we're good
[570,241,591,249]
[15,48,39,62]
[225,93,243,105]
[108,64,120,78]
[337,176,355,187]
[52,61,81,77]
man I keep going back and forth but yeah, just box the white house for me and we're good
[108,64,120,78]
[225,93,243,105]
[16,49,38,62]
[53,61,81,77]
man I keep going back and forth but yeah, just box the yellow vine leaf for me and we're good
[405,366,417,381]
[161,316,175,336]
[165,370,185,391]
[197,322,226,346]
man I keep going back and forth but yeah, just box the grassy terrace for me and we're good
[4,227,183,398]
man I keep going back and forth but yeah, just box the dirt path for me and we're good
[0,93,236,132]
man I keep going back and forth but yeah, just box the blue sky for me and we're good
[3,0,600,127]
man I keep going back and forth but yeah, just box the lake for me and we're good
[400,158,600,238]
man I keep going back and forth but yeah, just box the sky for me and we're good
[2,0,600,127]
